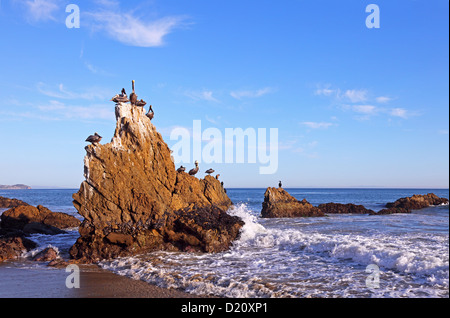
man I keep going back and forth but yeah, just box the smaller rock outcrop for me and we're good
[385,193,448,210]
[0,205,80,235]
[0,236,37,263]
[0,195,29,209]
[32,247,59,262]
[371,193,448,215]
[261,188,324,218]
[318,202,375,215]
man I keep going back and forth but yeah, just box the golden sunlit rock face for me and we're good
[70,102,242,263]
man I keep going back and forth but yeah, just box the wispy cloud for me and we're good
[376,96,393,103]
[230,87,276,100]
[86,9,187,47]
[185,90,219,103]
[37,82,110,101]
[300,122,335,129]
[37,100,114,120]
[389,108,408,119]
[18,0,60,22]
[315,86,368,103]
[315,84,418,121]
[350,105,378,115]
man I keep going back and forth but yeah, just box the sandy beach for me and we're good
[0,262,206,298]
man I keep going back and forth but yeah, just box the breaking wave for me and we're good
[100,204,449,298]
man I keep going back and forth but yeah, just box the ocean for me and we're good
[0,188,448,298]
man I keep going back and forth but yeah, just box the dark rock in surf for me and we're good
[318,202,375,215]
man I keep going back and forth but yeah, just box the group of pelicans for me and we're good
[110,80,154,120]
[85,80,154,145]
[85,81,224,185]
[176,160,219,179]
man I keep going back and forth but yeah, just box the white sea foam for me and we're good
[100,204,449,298]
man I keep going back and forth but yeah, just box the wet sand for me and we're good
[0,261,206,298]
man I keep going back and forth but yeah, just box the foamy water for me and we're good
[1,188,448,298]
[100,203,449,298]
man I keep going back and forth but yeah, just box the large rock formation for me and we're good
[70,102,243,263]
[261,187,324,218]
[317,202,374,215]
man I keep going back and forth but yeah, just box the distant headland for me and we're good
[0,184,31,190]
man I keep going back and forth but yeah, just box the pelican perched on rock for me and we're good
[136,99,147,107]
[111,94,129,103]
[146,105,154,120]
[130,80,137,106]
[177,166,186,173]
[189,161,199,176]
[86,133,102,145]
[205,169,215,175]
[279,181,282,188]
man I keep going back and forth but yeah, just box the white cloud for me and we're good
[301,122,334,129]
[315,87,337,97]
[342,89,368,103]
[352,105,378,114]
[376,96,392,103]
[230,87,275,100]
[87,10,186,47]
[314,86,368,103]
[20,0,59,22]
[37,100,114,120]
[37,82,110,100]
[389,108,409,118]
[185,90,219,102]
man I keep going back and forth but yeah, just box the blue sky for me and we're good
[0,0,448,188]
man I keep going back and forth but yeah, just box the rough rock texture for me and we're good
[70,102,242,263]
[0,195,29,208]
[385,193,448,211]
[318,203,375,215]
[0,236,37,263]
[0,205,80,235]
[372,207,411,215]
[261,187,324,218]
[32,247,59,262]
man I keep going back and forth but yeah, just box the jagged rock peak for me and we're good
[71,102,242,263]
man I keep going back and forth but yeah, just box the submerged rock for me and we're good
[372,193,448,215]
[318,202,374,215]
[261,187,324,218]
[70,102,243,263]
